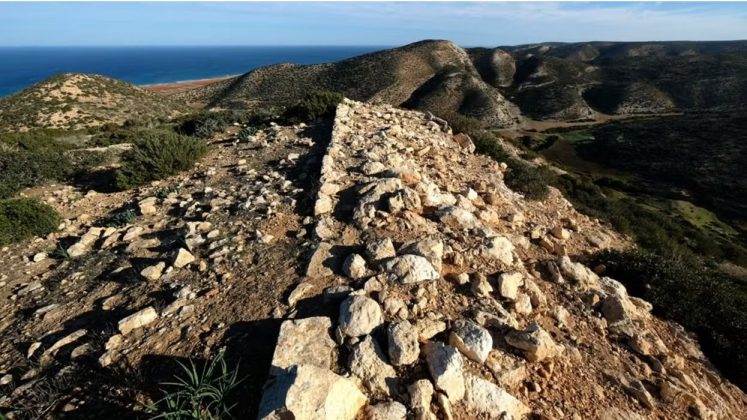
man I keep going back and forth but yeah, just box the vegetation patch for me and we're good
[0,198,60,245]
[285,91,343,122]
[114,130,207,190]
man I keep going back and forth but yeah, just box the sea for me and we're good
[0,46,385,97]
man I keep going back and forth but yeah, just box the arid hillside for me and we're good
[1,99,745,419]
[0,73,188,132]
[175,40,517,127]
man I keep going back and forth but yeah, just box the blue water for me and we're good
[0,46,385,97]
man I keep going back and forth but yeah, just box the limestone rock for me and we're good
[470,273,493,298]
[483,236,515,267]
[365,401,407,420]
[505,322,563,362]
[388,320,419,366]
[415,318,447,341]
[257,364,366,420]
[449,319,492,363]
[339,295,383,337]
[140,262,165,281]
[464,375,530,419]
[423,342,466,401]
[138,197,157,215]
[118,307,158,335]
[342,253,368,279]
[271,317,336,375]
[349,336,397,397]
[497,272,523,300]
[402,237,444,272]
[172,248,195,269]
[384,255,439,283]
[365,238,396,261]
[408,379,436,419]
[307,242,335,278]
[437,206,477,229]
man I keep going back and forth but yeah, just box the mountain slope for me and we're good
[0,73,188,132]
[179,40,517,127]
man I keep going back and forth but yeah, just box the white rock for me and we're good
[505,322,562,362]
[172,248,195,269]
[484,236,515,267]
[365,401,407,420]
[464,375,530,419]
[388,320,419,366]
[271,317,336,375]
[384,255,439,284]
[118,307,158,335]
[365,238,396,261]
[402,237,444,273]
[140,262,165,281]
[257,364,366,420]
[342,253,368,279]
[339,295,383,337]
[423,342,466,401]
[349,336,397,397]
[497,272,523,300]
[449,319,493,363]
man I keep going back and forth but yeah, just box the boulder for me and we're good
[388,320,420,366]
[505,323,563,362]
[423,342,466,401]
[339,295,383,337]
[437,206,477,229]
[408,379,436,419]
[449,319,493,363]
[271,317,336,375]
[384,255,439,284]
[257,364,366,420]
[349,336,397,397]
[464,375,530,419]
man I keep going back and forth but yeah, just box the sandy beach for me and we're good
[142,75,235,95]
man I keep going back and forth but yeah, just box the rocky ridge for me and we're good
[257,99,747,419]
[0,99,745,418]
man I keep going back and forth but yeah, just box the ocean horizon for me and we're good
[0,46,387,97]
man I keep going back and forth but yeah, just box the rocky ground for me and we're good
[1,99,746,419]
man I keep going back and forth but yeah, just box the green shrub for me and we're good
[237,126,258,143]
[591,249,747,389]
[286,91,343,122]
[0,199,60,245]
[149,349,241,420]
[114,131,207,190]
[100,208,137,227]
[175,111,246,139]
[504,158,553,201]
[0,150,73,198]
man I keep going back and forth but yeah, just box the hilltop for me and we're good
[0,73,189,132]
[1,99,745,418]
[173,40,747,124]
[175,40,517,127]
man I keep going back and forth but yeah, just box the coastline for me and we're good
[142,75,237,95]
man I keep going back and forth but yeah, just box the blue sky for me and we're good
[1,2,746,47]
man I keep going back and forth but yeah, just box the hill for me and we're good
[0,73,188,132]
[177,40,517,127]
[478,41,747,120]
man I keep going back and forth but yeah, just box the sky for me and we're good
[1,1,747,47]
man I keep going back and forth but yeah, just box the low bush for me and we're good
[504,158,553,201]
[0,199,60,245]
[285,91,343,122]
[237,126,258,143]
[175,111,246,139]
[100,208,137,227]
[114,131,207,190]
[591,249,747,390]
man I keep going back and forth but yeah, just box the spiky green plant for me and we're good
[149,350,241,420]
